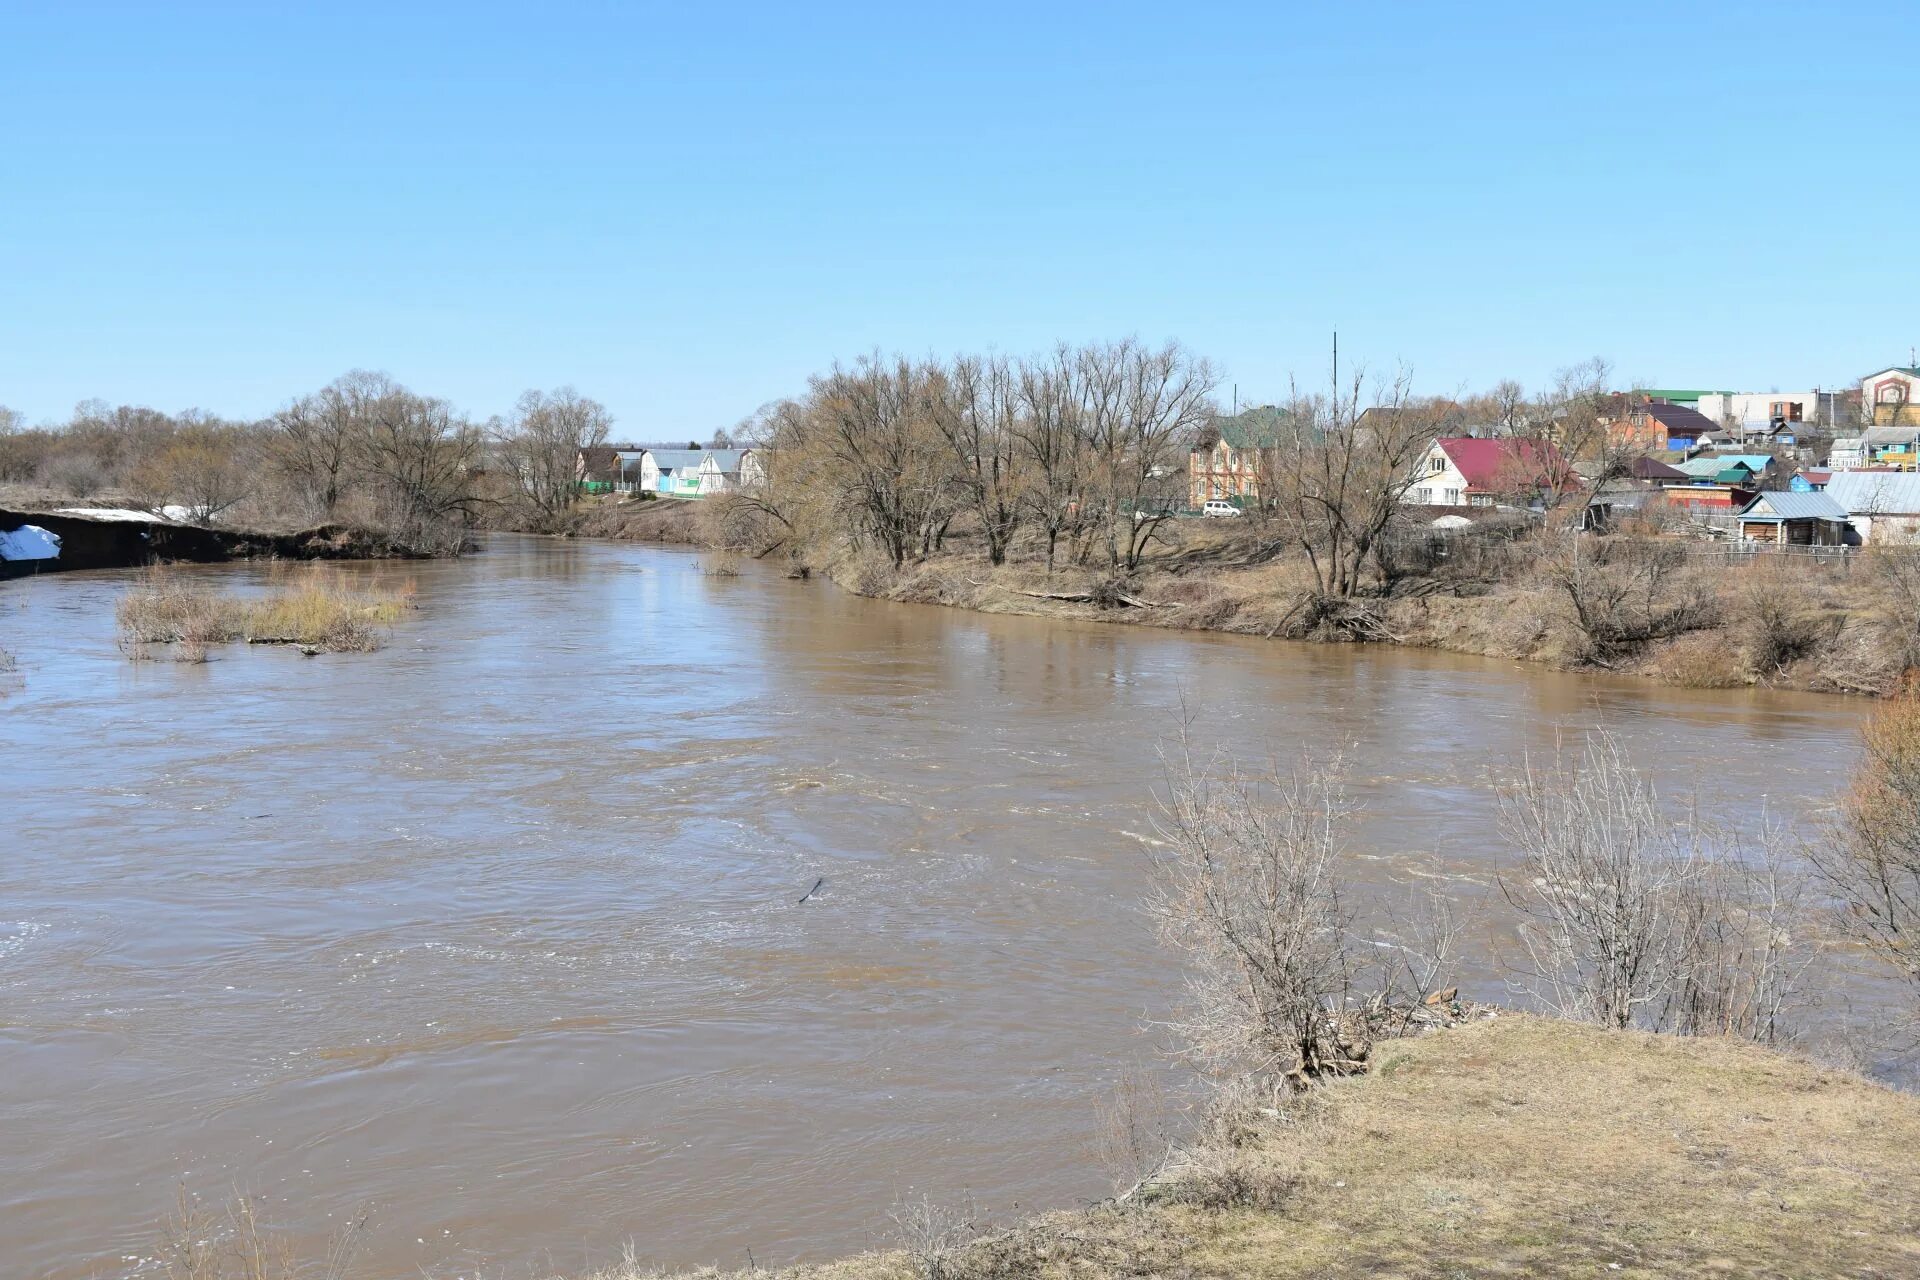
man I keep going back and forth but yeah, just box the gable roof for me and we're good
[1672,455,1769,479]
[1208,404,1298,449]
[1863,366,1920,380]
[1824,471,1920,515]
[646,448,706,473]
[1739,492,1847,521]
[1436,436,1570,491]
[1628,456,1689,481]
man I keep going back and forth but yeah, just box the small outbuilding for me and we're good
[1734,491,1850,546]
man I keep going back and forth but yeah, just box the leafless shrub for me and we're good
[1735,560,1832,676]
[1147,737,1371,1086]
[38,449,112,498]
[1808,683,1920,1003]
[1542,535,1716,664]
[888,1192,979,1280]
[1093,1066,1173,1203]
[160,1188,367,1280]
[1499,731,1813,1040]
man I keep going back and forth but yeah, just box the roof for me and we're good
[1628,456,1689,481]
[1738,492,1848,521]
[1824,471,1920,516]
[1671,455,1770,479]
[1636,402,1721,433]
[1713,468,1756,485]
[1862,366,1920,380]
[1864,427,1920,447]
[704,448,749,472]
[1209,404,1298,449]
[1641,389,1731,403]
[645,448,706,473]
[1435,436,1571,491]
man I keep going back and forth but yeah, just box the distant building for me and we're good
[1188,406,1291,507]
[1863,366,1920,426]
[1606,400,1721,452]
[1695,391,1840,438]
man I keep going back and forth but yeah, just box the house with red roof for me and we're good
[1402,437,1574,508]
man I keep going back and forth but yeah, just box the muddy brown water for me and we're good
[0,535,1877,1278]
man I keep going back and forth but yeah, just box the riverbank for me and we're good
[568,1015,1920,1280]
[0,505,436,577]
[567,499,1914,698]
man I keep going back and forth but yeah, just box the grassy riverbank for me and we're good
[569,1015,1920,1280]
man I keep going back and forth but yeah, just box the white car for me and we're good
[1201,499,1243,518]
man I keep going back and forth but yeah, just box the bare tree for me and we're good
[134,423,254,522]
[1266,365,1442,619]
[1011,346,1090,572]
[360,390,482,553]
[270,371,394,520]
[936,353,1023,565]
[1075,339,1217,574]
[494,386,612,530]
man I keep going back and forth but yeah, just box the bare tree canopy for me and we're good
[494,386,613,530]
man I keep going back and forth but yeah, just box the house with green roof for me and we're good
[1189,405,1299,507]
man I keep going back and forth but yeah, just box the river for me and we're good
[0,535,1873,1278]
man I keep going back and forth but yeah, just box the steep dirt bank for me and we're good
[566,1015,1920,1279]
[0,507,431,577]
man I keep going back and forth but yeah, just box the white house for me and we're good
[1820,471,1920,543]
[1401,436,1570,507]
[1830,437,1868,470]
[634,447,765,497]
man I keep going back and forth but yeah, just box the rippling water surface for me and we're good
[0,535,1871,1277]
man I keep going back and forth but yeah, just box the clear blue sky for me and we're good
[1,2,1911,435]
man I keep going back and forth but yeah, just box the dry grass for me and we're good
[559,1016,1920,1280]
[116,567,412,659]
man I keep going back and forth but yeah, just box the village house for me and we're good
[1733,491,1849,545]
[1188,405,1289,508]
[1401,436,1571,508]
[1863,365,1920,426]
[1657,455,1772,509]
[634,446,763,497]
[1787,468,1832,492]
[1606,400,1721,452]
[1822,471,1920,543]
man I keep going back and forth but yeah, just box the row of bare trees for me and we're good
[0,374,619,550]
[738,339,1218,573]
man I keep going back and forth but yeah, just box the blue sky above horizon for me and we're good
[1,1,1912,434]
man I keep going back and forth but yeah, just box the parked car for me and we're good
[1201,499,1243,518]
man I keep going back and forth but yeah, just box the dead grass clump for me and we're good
[1647,631,1747,688]
[116,569,410,658]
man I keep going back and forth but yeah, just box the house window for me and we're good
[1444,488,1462,504]
[1412,487,1431,503]
[1429,455,1445,474]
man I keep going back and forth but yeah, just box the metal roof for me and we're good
[1738,492,1847,521]
[1824,471,1920,515]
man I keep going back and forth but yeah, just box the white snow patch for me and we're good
[0,524,61,561]
[52,507,174,523]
